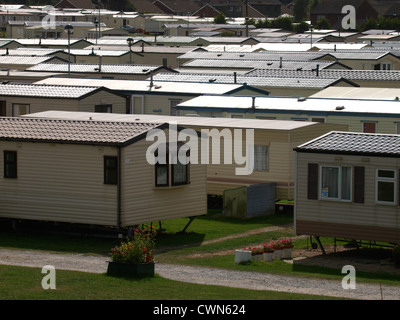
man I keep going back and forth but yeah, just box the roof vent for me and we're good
[298,97,306,102]
[336,106,345,110]
[209,78,216,83]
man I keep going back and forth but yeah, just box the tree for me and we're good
[295,21,310,33]
[316,17,332,29]
[270,17,294,31]
[214,12,227,24]
[293,0,310,22]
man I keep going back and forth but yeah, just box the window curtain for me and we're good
[341,167,351,200]
[321,167,339,198]
[173,162,187,185]
[254,145,268,171]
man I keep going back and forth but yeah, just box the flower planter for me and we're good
[263,251,274,262]
[282,245,294,259]
[234,249,252,264]
[272,248,284,260]
[107,261,155,278]
[252,253,263,261]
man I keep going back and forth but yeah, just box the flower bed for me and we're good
[236,239,294,264]
[107,226,157,277]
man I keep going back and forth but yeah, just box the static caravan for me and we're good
[294,131,400,244]
[34,77,270,116]
[0,117,207,228]
[26,111,348,201]
[27,63,177,80]
[0,83,127,117]
[152,72,359,97]
[176,94,400,134]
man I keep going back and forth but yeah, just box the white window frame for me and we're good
[381,62,392,70]
[375,168,397,205]
[319,165,352,202]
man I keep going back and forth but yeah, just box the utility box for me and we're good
[223,183,276,219]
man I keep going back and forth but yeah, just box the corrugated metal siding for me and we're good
[246,183,276,217]
[0,142,119,225]
[295,152,400,240]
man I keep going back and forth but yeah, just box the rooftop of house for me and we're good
[0,83,105,99]
[245,68,400,81]
[0,116,165,147]
[27,63,172,75]
[33,77,263,95]
[180,58,343,71]
[151,72,356,89]
[294,131,400,158]
[176,94,400,115]
[24,110,321,131]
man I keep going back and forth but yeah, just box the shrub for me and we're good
[110,227,156,264]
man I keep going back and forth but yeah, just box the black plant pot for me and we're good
[107,261,155,278]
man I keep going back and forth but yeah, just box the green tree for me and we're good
[293,0,310,22]
[295,21,310,33]
[255,18,270,29]
[214,12,227,24]
[316,17,332,29]
[270,17,294,31]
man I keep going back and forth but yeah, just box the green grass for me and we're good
[0,265,338,300]
[1,213,398,300]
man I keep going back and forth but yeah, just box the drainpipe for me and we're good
[117,146,122,230]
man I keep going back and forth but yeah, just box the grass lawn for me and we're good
[0,265,340,300]
[0,213,399,300]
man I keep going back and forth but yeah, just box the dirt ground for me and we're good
[290,244,400,276]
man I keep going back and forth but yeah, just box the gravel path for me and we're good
[1,248,400,300]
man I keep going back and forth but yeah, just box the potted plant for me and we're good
[263,244,274,262]
[281,238,294,259]
[271,240,285,260]
[107,226,156,278]
[250,246,264,261]
[234,247,252,264]
[392,244,400,269]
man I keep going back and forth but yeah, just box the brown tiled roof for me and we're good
[0,117,166,146]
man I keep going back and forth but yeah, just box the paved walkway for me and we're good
[0,248,399,300]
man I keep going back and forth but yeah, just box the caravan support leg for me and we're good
[178,216,197,234]
[315,236,326,255]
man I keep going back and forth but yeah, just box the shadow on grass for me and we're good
[0,219,118,255]
[155,231,206,254]
[291,248,400,285]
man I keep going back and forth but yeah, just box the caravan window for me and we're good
[4,151,17,179]
[320,166,352,201]
[376,169,396,205]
